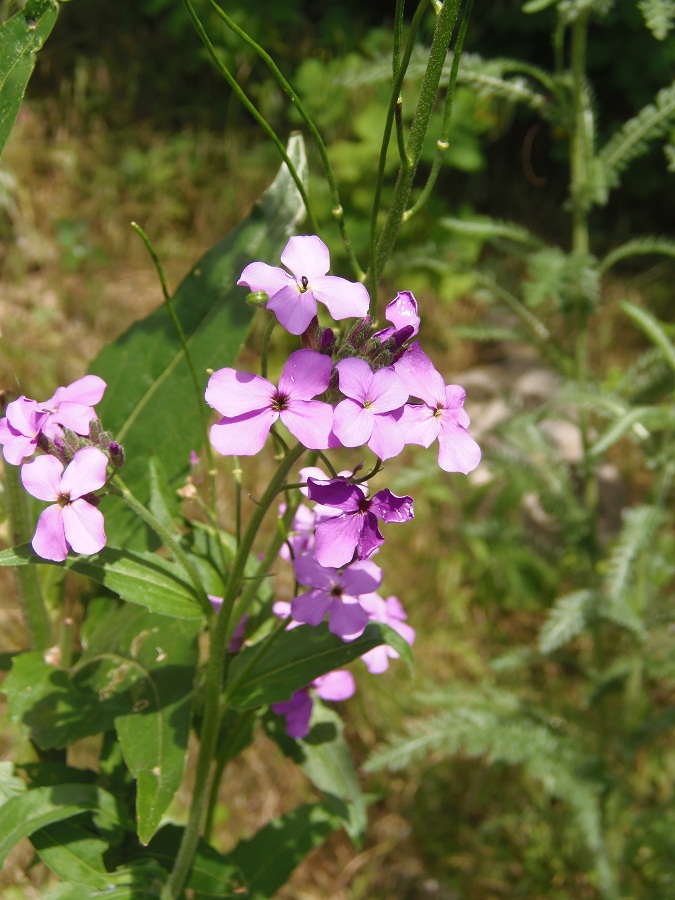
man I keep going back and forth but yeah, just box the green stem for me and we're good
[370,0,463,296]
[204,0,364,280]
[108,478,213,618]
[404,0,473,222]
[3,463,52,651]
[182,0,319,234]
[168,441,306,898]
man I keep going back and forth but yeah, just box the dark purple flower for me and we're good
[307,477,414,568]
[271,669,356,738]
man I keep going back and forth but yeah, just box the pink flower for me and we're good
[332,358,408,460]
[0,397,49,464]
[40,375,107,438]
[395,345,481,474]
[238,235,369,335]
[20,447,108,561]
[359,593,416,674]
[206,349,334,455]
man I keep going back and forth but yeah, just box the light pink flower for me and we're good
[40,375,107,438]
[238,235,369,335]
[359,593,416,674]
[0,397,49,464]
[20,447,108,562]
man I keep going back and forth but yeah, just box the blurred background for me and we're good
[1,0,675,897]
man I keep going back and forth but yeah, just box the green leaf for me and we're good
[90,134,308,548]
[229,801,346,899]
[0,544,205,619]
[589,405,675,457]
[39,861,168,900]
[0,762,26,805]
[0,0,58,160]
[538,590,601,654]
[0,783,128,868]
[622,300,675,373]
[31,820,109,888]
[267,702,368,842]
[227,622,407,711]
[145,824,245,897]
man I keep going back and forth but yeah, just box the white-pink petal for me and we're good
[336,357,372,403]
[267,284,317,335]
[237,261,292,297]
[280,399,334,450]
[313,670,356,702]
[49,375,106,407]
[62,499,106,555]
[60,447,108,498]
[21,454,64,502]
[333,399,373,447]
[206,368,275,418]
[278,349,332,400]
[210,408,277,456]
[281,235,330,281]
[368,367,408,413]
[437,424,482,474]
[32,505,68,561]
[368,413,406,460]
[311,275,370,321]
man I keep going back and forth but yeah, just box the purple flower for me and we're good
[291,553,382,641]
[374,291,420,344]
[40,375,107,438]
[395,345,481,475]
[0,397,50,464]
[205,349,334,455]
[237,235,369,335]
[271,669,356,738]
[307,477,414,568]
[20,446,108,562]
[333,358,408,460]
[359,593,416,674]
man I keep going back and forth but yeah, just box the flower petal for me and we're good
[314,513,363,568]
[313,670,356,701]
[32,505,68,561]
[311,275,370,321]
[205,369,275,417]
[328,598,369,641]
[278,349,332,400]
[280,235,330,281]
[368,367,408,413]
[210,408,276,456]
[291,589,333,626]
[237,261,292,296]
[384,291,419,335]
[340,558,383,595]
[332,399,374,448]
[367,413,406,460]
[293,553,337,590]
[267,284,317,335]
[398,403,440,448]
[307,477,362,512]
[394,344,445,405]
[370,489,414,524]
[355,512,385,560]
[21,455,64,502]
[281,399,334,450]
[335,358,372,403]
[48,375,107,407]
[437,423,482,474]
[60,447,108,498]
[63,499,106,555]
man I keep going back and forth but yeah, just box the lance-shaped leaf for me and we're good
[90,135,307,547]
[0,544,204,620]
[227,622,411,711]
[0,783,128,869]
[31,820,109,889]
[0,0,58,160]
[38,860,169,900]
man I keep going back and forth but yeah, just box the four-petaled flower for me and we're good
[206,349,334,455]
[359,592,416,674]
[307,477,414,568]
[21,446,108,562]
[0,397,50,464]
[291,552,382,640]
[332,358,408,460]
[396,344,481,474]
[271,670,356,739]
[238,235,369,335]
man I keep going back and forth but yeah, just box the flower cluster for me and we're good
[212,235,480,736]
[0,376,119,561]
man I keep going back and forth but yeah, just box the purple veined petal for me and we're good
[60,447,109,499]
[355,512,385,560]
[291,588,333,626]
[437,423,482,474]
[313,513,363,568]
[62,499,106,555]
[48,375,107,408]
[52,403,97,435]
[21,454,64,502]
[335,357,373,403]
[278,349,332,400]
[367,412,406,461]
[370,488,414,524]
[307,477,363,512]
[281,235,331,281]
[444,383,467,409]
[209,408,277,456]
[237,261,292,297]
[367,367,409,413]
[298,465,331,497]
[205,368,275,418]
[398,403,441,449]
[267,283,317,335]
[313,670,356,702]
[280,399,334,450]
[384,291,420,335]
[332,399,374,449]
[293,552,337,590]
[311,274,370,321]
[328,596,370,641]
[340,558,383,596]
[32,504,68,561]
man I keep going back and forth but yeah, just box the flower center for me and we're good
[272,392,290,412]
[57,492,72,508]
[330,585,343,598]
[299,275,309,293]
[433,406,444,418]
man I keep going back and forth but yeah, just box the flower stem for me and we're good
[3,463,52,651]
[167,441,306,898]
